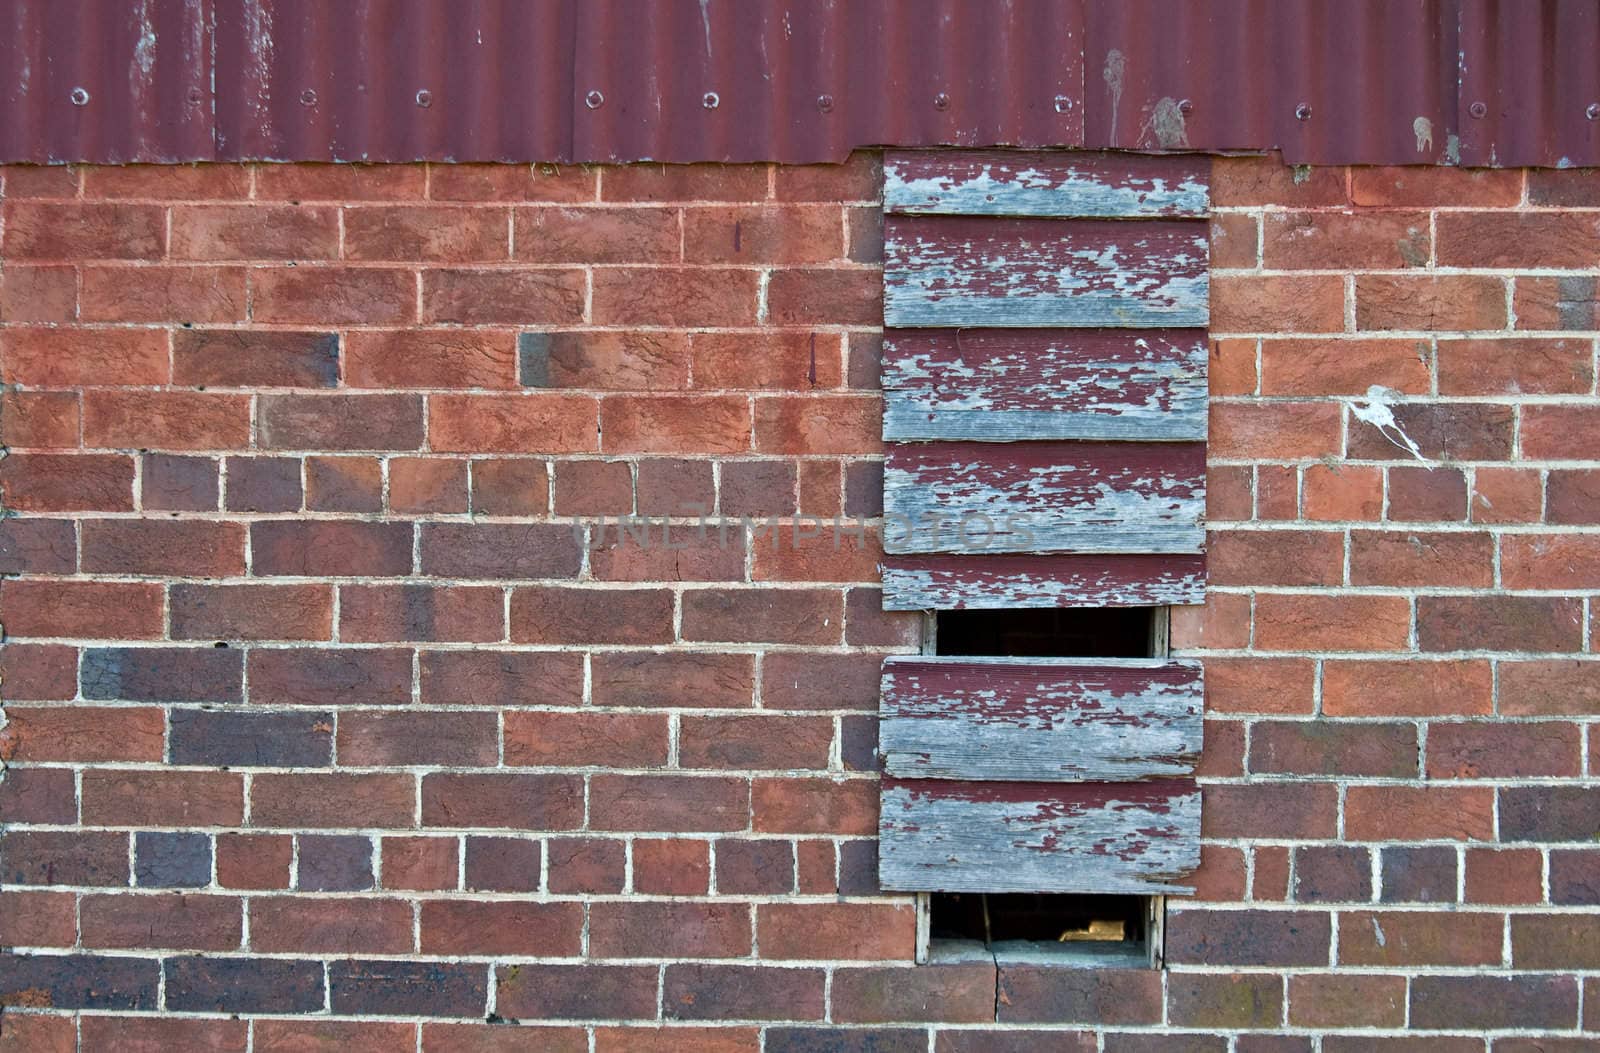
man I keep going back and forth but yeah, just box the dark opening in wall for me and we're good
[929,892,1155,964]
[934,606,1157,658]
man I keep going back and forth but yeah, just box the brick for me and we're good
[1201,784,1338,839]
[3,201,165,259]
[547,837,626,894]
[591,901,751,958]
[2,326,167,386]
[80,264,247,322]
[1358,273,1508,330]
[343,204,507,260]
[636,457,717,514]
[1527,168,1600,205]
[0,1014,75,1053]
[142,454,220,511]
[216,834,292,890]
[593,1027,758,1053]
[430,162,595,202]
[1419,595,1582,652]
[84,770,242,827]
[1512,913,1600,967]
[0,830,128,886]
[81,645,242,703]
[761,652,882,711]
[170,204,339,259]
[0,580,163,638]
[250,897,413,954]
[591,774,748,832]
[420,649,584,707]
[525,331,691,390]
[767,1030,922,1053]
[1209,402,1341,460]
[1500,786,1600,842]
[1380,845,1458,903]
[1212,274,1344,333]
[1253,846,1290,900]
[1252,464,1297,519]
[843,461,883,517]
[497,964,659,1021]
[1208,528,1342,586]
[0,264,76,321]
[601,395,752,454]
[1351,403,1514,462]
[256,163,425,200]
[0,390,79,447]
[553,458,634,514]
[248,647,412,706]
[684,205,845,263]
[1204,659,1316,717]
[1352,164,1523,205]
[1438,210,1600,268]
[0,644,78,703]
[382,837,459,891]
[1513,274,1599,331]
[758,902,913,961]
[1410,975,1576,1032]
[250,773,415,829]
[846,587,918,647]
[251,521,412,577]
[260,392,425,451]
[681,588,843,644]
[1464,847,1543,904]
[1167,972,1282,1029]
[1265,210,1429,269]
[663,964,826,1022]
[81,893,240,950]
[1349,529,1494,587]
[339,584,504,642]
[1165,909,1329,967]
[83,163,250,199]
[171,583,332,641]
[82,389,250,451]
[422,773,585,830]
[693,331,844,391]
[767,267,882,326]
[0,953,158,1010]
[634,837,710,895]
[259,1020,418,1053]
[832,962,994,1024]
[515,205,679,262]
[0,891,76,947]
[1438,337,1592,395]
[422,267,587,324]
[1548,469,1600,523]
[1260,338,1431,395]
[504,711,669,768]
[0,518,75,574]
[774,153,882,202]
[1470,467,1541,524]
[82,519,246,578]
[429,393,598,453]
[1346,785,1494,841]
[1504,534,1600,592]
[298,834,373,891]
[1188,844,1247,902]
[512,586,674,644]
[1206,338,1256,399]
[714,838,794,894]
[225,455,302,511]
[1292,845,1371,903]
[421,522,581,579]
[390,457,468,513]
[76,1015,245,1053]
[939,1034,1097,1053]
[345,329,518,389]
[329,959,489,1017]
[993,965,1163,1025]
[753,777,876,835]
[588,523,746,582]
[1169,592,1250,651]
[1209,213,1257,269]
[0,453,135,512]
[304,455,382,512]
[754,394,881,455]
[602,163,769,202]
[594,267,760,326]
[173,708,330,768]
[681,715,833,770]
[251,266,417,324]
[1388,465,1468,521]
[751,525,881,582]
[1252,593,1410,652]
[1524,405,1600,459]
[339,710,500,767]
[1287,973,1407,1028]
[1212,155,1347,206]
[1251,721,1416,778]
[421,900,582,956]
[464,836,542,892]
[1428,721,1581,778]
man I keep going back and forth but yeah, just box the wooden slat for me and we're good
[879,778,1201,894]
[883,441,1205,556]
[884,215,1208,329]
[885,150,1210,218]
[883,328,1207,442]
[881,553,1205,610]
[880,656,1202,781]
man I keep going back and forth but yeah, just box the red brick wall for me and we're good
[0,154,1596,1050]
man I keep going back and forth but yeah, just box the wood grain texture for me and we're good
[879,778,1201,894]
[883,328,1207,442]
[880,553,1205,610]
[885,150,1210,218]
[883,441,1205,555]
[880,656,1202,781]
[884,215,1209,328]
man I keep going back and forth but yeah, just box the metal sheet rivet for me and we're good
[585,90,604,110]
[1588,103,1600,121]
[69,87,90,106]
[933,92,951,111]
[186,87,204,105]
[1053,94,1071,113]
[1178,98,1193,115]
[816,94,834,113]
[415,89,433,108]
[1295,103,1312,120]
[300,89,317,106]
[703,91,719,109]
[1469,101,1487,119]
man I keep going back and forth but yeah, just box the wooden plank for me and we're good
[884,215,1208,328]
[883,441,1205,555]
[881,554,1205,610]
[880,656,1202,781]
[879,778,1201,894]
[885,150,1210,218]
[883,328,1207,442]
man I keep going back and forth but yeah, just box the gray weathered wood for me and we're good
[880,553,1206,610]
[879,778,1200,894]
[883,329,1207,442]
[885,150,1210,218]
[880,656,1202,782]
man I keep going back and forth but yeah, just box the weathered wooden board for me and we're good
[883,328,1207,442]
[881,657,1202,781]
[883,441,1206,555]
[879,778,1201,894]
[881,553,1205,610]
[884,215,1209,328]
[885,150,1210,218]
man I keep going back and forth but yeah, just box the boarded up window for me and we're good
[877,150,1209,896]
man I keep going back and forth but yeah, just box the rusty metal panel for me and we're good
[879,553,1206,610]
[879,656,1203,781]
[879,777,1201,894]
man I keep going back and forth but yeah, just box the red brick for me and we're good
[80,892,241,950]
[421,900,582,956]
[1513,274,1599,331]
[1189,845,1248,902]
[3,201,165,259]
[1548,469,1600,523]
[251,773,416,829]
[79,264,247,322]
[1470,467,1542,524]
[1212,275,1344,333]
[0,264,77,321]
[593,1027,757,1053]
[590,775,748,833]
[1287,974,1406,1028]
[170,205,339,259]
[1253,464,1298,519]
[752,777,876,835]
[1418,595,1582,653]
[1,327,168,385]
[1337,910,1502,966]
[1386,465,1468,521]
[591,651,755,709]
[1353,164,1522,205]
[1206,338,1257,397]
[344,330,518,389]
[469,457,549,514]
[1208,529,1342,586]
[254,163,426,200]
[1464,847,1544,904]
[761,652,883,711]
[251,266,417,324]
[602,163,769,202]
[1209,402,1341,460]
[663,963,826,1022]
[680,715,834,770]
[1524,405,1600,460]
[172,329,339,387]
[1299,464,1379,521]
[1500,659,1600,716]
[170,583,333,641]
[389,457,467,513]
[381,837,459,891]
[429,162,596,202]
[422,773,585,830]
[250,896,413,954]
[1,164,81,198]
[0,1014,74,1053]
[261,1020,418,1053]
[1252,593,1410,652]
[594,267,760,326]
[598,395,751,454]
[1249,720,1417,778]
[260,392,425,451]
[692,331,844,390]
[3,706,163,764]
[682,587,843,645]
[752,525,881,582]
[767,266,882,326]
[1322,659,1492,717]
[0,453,134,511]
[1165,909,1329,967]
[0,579,162,638]
[496,963,659,1022]
[78,1018,248,1052]
[430,393,598,453]
[1167,592,1249,651]
[774,153,882,202]
[1203,657,1314,715]
[251,521,413,577]
[1212,155,1348,206]
[80,519,245,577]
[1348,529,1493,587]
[754,394,882,455]
[0,766,75,823]
[1345,786,1495,842]
[1438,210,1600,268]
[1427,721,1582,779]
[1355,274,1507,331]
[216,834,292,889]
[1209,214,1258,270]
[504,711,671,768]
[1352,403,1513,462]
[512,586,674,645]
[421,267,587,324]
[82,163,250,199]
[0,643,78,701]
[532,331,692,390]
[552,459,633,515]
[684,205,845,264]
[0,518,81,577]
[1263,210,1429,269]
[1503,534,1600,589]
[591,901,752,958]
[82,769,243,826]
[0,890,77,947]
[338,584,503,643]
[338,710,500,767]
[514,205,679,262]
[345,205,509,261]
[1438,337,1592,395]
[1260,338,1431,396]
[420,650,584,707]
[82,389,249,451]
[758,902,914,961]
[304,455,381,512]
[546,837,626,894]
[633,837,711,895]
[1201,783,1338,839]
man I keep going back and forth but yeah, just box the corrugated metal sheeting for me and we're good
[1,0,1596,167]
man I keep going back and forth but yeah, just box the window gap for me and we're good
[934,606,1156,658]
[929,892,1154,966]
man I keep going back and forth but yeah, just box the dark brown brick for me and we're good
[833,962,996,1024]
[590,775,748,833]
[1338,910,1502,966]
[81,646,242,703]
[681,588,843,644]
[591,652,755,709]
[465,836,542,893]
[546,837,626,894]
[224,456,301,512]
[1381,845,1459,903]
[0,518,76,574]
[1250,721,1417,778]
[1292,845,1372,903]
[329,959,489,1018]
[422,773,585,831]
[511,586,674,644]
[1418,595,1583,653]
[497,964,658,1021]
[1165,909,1330,967]
[248,648,413,706]
[996,965,1162,1025]
[419,523,583,579]
[1167,972,1283,1029]
[1501,786,1600,842]
[1410,975,1577,1031]
[252,521,413,577]
[420,650,584,707]
[0,830,128,886]
[590,901,751,958]
[663,964,826,1022]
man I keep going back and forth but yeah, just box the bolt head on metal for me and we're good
[584,90,604,110]
[1588,102,1600,121]
[1294,103,1312,120]
[300,88,317,106]
[702,91,719,109]
[1178,98,1193,115]
[69,86,90,106]
[186,87,204,105]
[1469,100,1487,118]
[933,92,951,111]
[415,89,433,108]
[816,93,834,113]
[1053,94,1071,113]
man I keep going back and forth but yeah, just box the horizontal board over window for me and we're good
[879,553,1205,611]
[885,150,1210,219]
